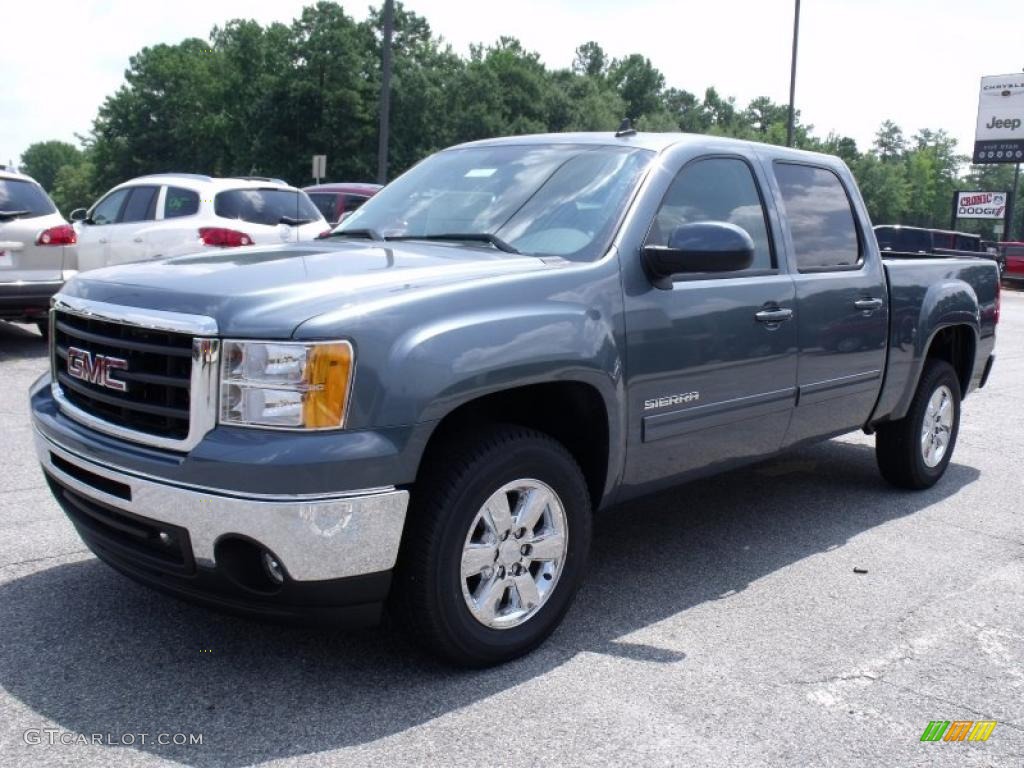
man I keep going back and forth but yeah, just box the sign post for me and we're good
[312,155,327,184]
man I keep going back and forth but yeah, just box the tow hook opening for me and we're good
[215,536,288,594]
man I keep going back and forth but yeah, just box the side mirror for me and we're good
[69,208,89,223]
[642,222,755,289]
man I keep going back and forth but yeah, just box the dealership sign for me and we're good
[973,74,1024,163]
[956,191,1008,219]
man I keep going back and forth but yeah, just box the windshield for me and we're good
[214,188,321,226]
[335,144,654,260]
[0,179,57,219]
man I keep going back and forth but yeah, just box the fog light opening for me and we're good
[262,551,285,584]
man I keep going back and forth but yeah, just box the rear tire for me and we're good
[393,425,592,667]
[876,359,961,490]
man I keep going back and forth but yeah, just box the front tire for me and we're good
[876,359,961,489]
[393,425,592,667]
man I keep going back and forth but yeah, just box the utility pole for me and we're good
[786,0,801,147]
[376,0,394,185]
[1009,162,1021,241]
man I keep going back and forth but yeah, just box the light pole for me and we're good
[376,0,394,185]
[786,0,801,147]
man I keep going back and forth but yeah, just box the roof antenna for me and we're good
[615,118,636,138]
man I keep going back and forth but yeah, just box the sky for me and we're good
[1,0,1020,168]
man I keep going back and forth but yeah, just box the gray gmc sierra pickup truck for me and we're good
[29,132,999,666]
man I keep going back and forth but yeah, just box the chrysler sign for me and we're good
[956,191,1008,220]
[973,74,1024,164]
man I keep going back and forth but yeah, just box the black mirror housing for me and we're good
[643,222,755,288]
[69,208,89,223]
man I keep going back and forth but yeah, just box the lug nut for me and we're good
[520,544,532,556]
[497,566,506,579]
[515,527,526,539]
[481,566,493,579]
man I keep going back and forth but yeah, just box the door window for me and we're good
[119,186,159,223]
[647,157,774,272]
[90,188,130,225]
[164,187,200,218]
[774,163,861,270]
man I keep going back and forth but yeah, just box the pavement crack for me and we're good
[0,549,91,572]
[875,679,1024,733]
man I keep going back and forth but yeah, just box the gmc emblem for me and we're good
[67,347,128,392]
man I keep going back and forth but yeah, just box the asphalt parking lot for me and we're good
[0,291,1021,768]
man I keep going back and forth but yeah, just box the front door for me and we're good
[621,154,798,496]
[76,187,130,272]
[768,162,888,447]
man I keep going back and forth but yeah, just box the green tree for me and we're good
[873,120,906,162]
[51,159,99,217]
[607,54,664,121]
[19,141,83,192]
[851,153,909,224]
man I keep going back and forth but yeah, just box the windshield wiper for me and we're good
[386,233,520,254]
[0,209,30,220]
[279,216,314,226]
[324,228,384,241]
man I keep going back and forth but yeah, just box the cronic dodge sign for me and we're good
[973,74,1024,164]
[956,191,1008,220]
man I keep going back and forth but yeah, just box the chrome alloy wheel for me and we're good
[921,384,954,468]
[459,479,568,629]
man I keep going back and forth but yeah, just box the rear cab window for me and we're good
[215,188,321,226]
[0,179,57,219]
[773,163,861,271]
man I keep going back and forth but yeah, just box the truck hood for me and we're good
[63,241,557,337]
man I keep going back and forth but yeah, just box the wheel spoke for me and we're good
[938,396,952,423]
[474,577,508,623]
[461,544,495,577]
[513,575,541,610]
[483,491,513,537]
[528,532,565,561]
[515,487,552,531]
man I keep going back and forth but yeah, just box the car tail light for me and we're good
[317,229,332,239]
[36,224,77,245]
[994,278,1000,325]
[199,227,253,247]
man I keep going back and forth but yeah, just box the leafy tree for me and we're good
[51,159,99,217]
[873,120,906,162]
[607,54,664,121]
[19,141,83,192]
[572,42,607,79]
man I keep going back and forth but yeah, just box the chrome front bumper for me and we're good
[36,429,409,582]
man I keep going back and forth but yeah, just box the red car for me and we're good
[303,182,382,226]
[1003,242,1024,286]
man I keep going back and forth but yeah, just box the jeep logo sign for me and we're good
[67,347,129,392]
[973,73,1024,164]
[956,191,1009,220]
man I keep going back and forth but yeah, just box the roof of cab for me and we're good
[451,131,845,165]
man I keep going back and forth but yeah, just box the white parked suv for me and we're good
[71,174,329,272]
[0,169,77,337]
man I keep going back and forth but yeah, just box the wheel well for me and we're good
[419,382,610,508]
[925,325,975,395]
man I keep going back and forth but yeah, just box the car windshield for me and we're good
[0,179,57,219]
[214,188,321,226]
[334,144,654,260]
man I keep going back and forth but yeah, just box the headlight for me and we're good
[219,340,354,429]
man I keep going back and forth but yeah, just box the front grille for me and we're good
[53,310,193,440]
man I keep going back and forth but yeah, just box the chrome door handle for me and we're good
[854,297,883,312]
[755,308,794,323]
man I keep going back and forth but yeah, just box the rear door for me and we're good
[768,162,888,446]
[149,185,202,258]
[0,178,64,282]
[621,154,798,493]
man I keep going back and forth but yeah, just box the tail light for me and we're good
[199,227,253,247]
[317,229,332,239]
[994,277,1000,325]
[36,224,77,245]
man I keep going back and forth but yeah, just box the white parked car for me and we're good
[0,169,77,337]
[71,174,329,272]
